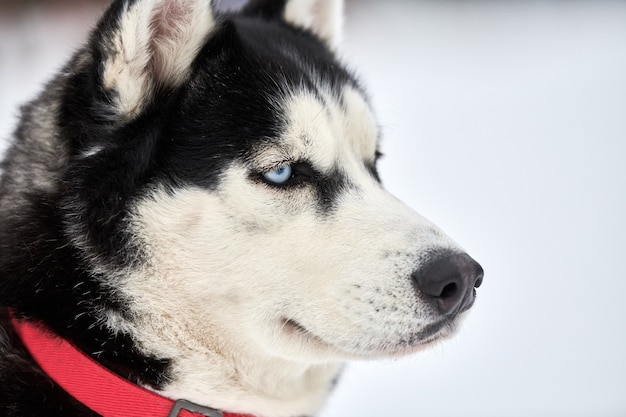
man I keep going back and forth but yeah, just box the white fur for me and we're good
[284,0,344,50]
[113,86,463,416]
[102,0,215,116]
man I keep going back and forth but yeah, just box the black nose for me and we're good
[412,253,483,316]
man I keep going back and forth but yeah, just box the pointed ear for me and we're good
[98,0,216,117]
[282,0,343,51]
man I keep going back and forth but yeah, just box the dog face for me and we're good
[128,86,465,362]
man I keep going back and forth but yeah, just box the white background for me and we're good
[1,1,625,416]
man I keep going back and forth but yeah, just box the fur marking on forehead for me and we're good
[263,85,378,171]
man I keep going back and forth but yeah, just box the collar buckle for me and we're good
[168,399,224,417]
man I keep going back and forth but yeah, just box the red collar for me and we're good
[11,315,255,417]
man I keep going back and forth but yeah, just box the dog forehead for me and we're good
[260,85,378,170]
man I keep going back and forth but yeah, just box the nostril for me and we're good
[472,261,484,289]
[412,252,483,316]
[474,273,484,289]
[440,282,458,300]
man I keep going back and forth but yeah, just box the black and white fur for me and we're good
[0,0,483,416]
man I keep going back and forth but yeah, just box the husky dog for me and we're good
[0,0,483,416]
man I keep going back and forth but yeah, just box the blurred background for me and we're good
[1,1,625,416]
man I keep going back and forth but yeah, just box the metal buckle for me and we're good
[167,399,224,417]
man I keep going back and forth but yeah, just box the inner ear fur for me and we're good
[97,0,217,117]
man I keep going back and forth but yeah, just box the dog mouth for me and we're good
[409,319,457,345]
[279,317,458,357]
[281,318,324,341]
[279,317,342,352]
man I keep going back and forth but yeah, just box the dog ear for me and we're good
[96,0,216,117]
[243,0,343,50]
[283,0,344,50]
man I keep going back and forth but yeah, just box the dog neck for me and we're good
[11,314,342,417]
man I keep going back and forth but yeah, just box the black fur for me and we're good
[0,1,364,415]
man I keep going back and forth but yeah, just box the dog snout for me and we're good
[412,253,483,316]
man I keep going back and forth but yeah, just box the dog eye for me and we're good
[262,164,293,185]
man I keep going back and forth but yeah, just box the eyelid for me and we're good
[259,159,292,173]
[256,160,317,188]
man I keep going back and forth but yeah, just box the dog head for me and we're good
[0,0,482,414]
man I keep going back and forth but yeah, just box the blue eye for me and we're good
[262,164,293,185]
